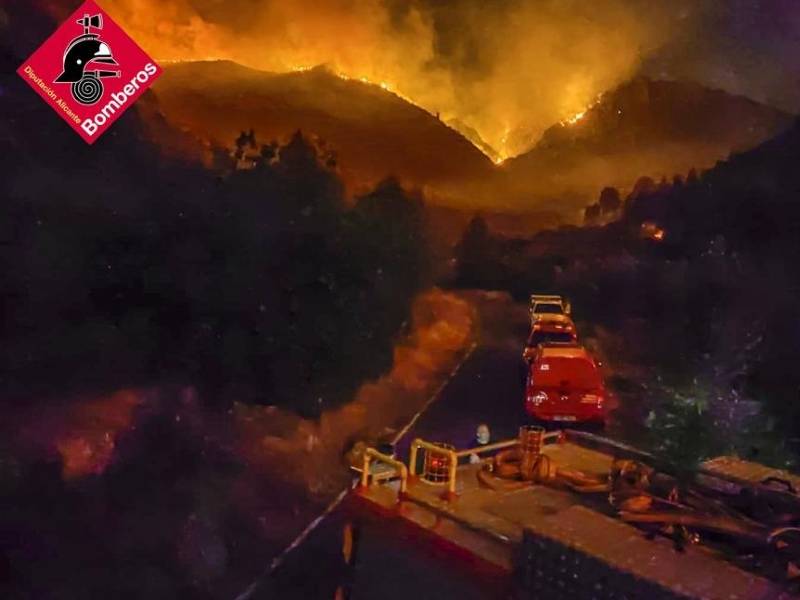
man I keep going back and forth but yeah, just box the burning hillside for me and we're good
[149,60,494,199]
[85,0,672,160]
[499,77,793,215]
[145,63,793,217]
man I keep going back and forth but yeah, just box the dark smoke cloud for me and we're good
[640,0,800,113]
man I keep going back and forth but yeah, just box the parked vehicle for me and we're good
[525,342,605,424]
[529,294,570,324]
[522,314,578,362]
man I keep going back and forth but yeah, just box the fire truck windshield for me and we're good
[528,331,574,346]
[534,303,563,314]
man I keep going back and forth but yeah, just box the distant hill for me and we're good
[457,116,800,439]
[148,60,495,199]
[501,77,793,215]
[623,116,800,251]
[145,63,794,220]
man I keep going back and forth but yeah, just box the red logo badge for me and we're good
[16,0,162,144]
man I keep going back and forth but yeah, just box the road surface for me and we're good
[393,291,530,457]
[257,290,640,598]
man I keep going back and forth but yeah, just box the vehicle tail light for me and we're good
[581,393,603,406]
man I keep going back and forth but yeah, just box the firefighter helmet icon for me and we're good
[54,13,120,105]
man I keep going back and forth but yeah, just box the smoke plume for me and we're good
[96,0,671,159]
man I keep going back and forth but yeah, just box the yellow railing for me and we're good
[454,438,519,459]
[360,447,408,494]
[361,431,563,501]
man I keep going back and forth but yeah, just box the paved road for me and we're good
[259,292,530,598]
[391,291,634,459]
[260,290,637,598]
[394,291,530,458]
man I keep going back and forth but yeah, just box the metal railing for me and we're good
[454,438,519,459]
[360,447,408,494]
[360,431,563,501]
[456,430,562,461]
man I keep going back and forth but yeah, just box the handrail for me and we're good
[361,447,408,494]
[409,438,459,496]
[455,430,562,458]
[454,439,518,458]
[362,432,564,502]
[413,432,564,499]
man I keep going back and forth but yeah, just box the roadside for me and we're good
[0,288,479,599]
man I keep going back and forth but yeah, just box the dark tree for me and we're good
[598,187,622,215]
[584,203,602,224]
[630,176,656,199]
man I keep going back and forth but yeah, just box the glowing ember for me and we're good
[560,94,603,127]
[330,70,420,109]
[493,127,512,164]
[55,389,144,479]
[641,221,667,242]
[562,109,587,125]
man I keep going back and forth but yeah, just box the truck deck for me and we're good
[351,432,798,599]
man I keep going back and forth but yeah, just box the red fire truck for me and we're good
[525,343,606,425]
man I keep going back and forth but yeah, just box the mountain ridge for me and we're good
[498,76,793,214]
[149,60,496,198]
[145,60,794,215]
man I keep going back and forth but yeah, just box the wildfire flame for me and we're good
[288,65,421,108]
[560,93,604,127]
[562,109,587,125]
[94,0,660,163]
[492,126,512,164]
[641,221,666,242]
[153,58,605,166]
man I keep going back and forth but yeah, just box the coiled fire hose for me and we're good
[477,448,609,493]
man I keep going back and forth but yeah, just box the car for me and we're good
[524,343,606,425]
[522,314,578,362]
[529,294,571,324]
